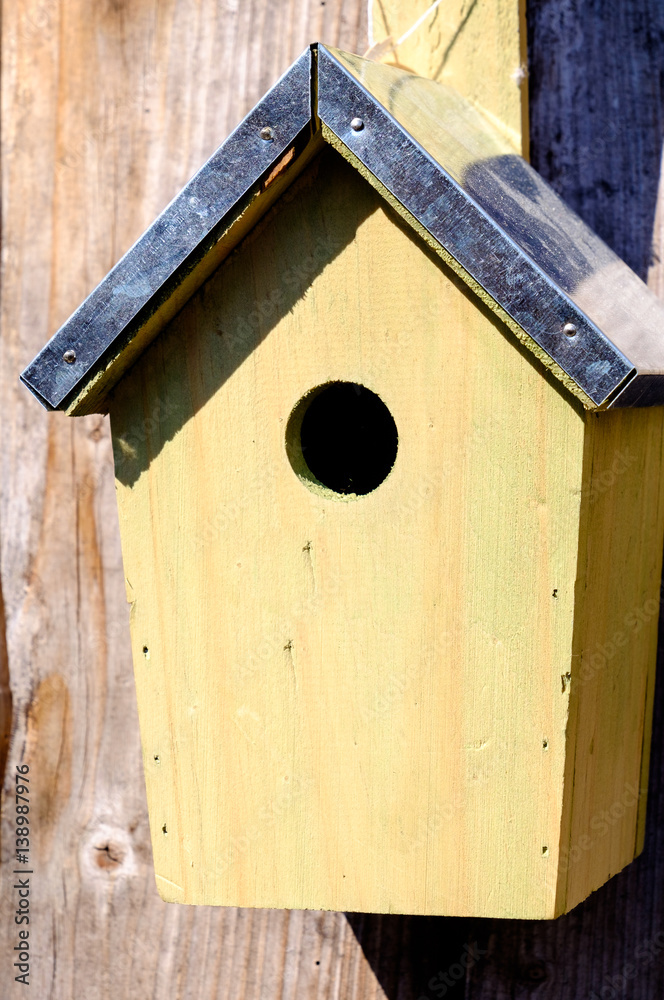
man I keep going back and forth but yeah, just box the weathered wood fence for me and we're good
[2,1,664,996]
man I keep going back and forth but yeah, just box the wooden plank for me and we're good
[559,406,664,914]
[0,569,11,853]
[0,3,375,998]
[370,0,528,156]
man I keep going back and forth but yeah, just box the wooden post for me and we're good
[371,0,529,157]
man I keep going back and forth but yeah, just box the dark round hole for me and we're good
[286,381,398,497]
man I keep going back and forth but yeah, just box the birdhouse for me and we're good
[22,45,664,920]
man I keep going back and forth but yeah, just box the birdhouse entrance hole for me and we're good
[285,381,398,498]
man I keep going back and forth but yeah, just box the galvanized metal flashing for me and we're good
[21,50,313,411]
[21,43,664,410]
[316,47,642,408]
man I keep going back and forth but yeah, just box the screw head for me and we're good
[63,349,77,364]
[350,117,364,132]
[260,126,274,141]
[563,322,577,338]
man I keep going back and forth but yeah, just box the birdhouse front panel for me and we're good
[105,147,663,918]
[22,45,664,920]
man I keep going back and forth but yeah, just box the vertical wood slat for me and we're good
[355,3,664,998]
[0,4,375,999]
[370,0,528,157]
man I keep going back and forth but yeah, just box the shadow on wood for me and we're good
[345,912,491,997]
[109,150,373,488]
[347,3,664,994]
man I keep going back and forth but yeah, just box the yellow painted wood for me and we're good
[370,0,529,157]
[4,1,384,992]
[556,407,664,914]
[102,148,664,918]
[319,161,593,418]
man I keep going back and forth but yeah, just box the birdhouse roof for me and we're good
[21,44,664,412]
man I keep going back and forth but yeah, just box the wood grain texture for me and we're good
[109,147,587,919]
[560,406,664,914]
[370,0,528,156]
[351,3,664,998]
[0,3,375,998]
[108,144,664,920]
[4,0,664,997]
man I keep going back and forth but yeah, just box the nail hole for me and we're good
[143,646,150,659]
[542,740,549,750]
[162,824,168,835]
[154,755,160,763]
[542,846,549,856]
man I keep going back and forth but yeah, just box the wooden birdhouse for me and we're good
[22,45,664,919]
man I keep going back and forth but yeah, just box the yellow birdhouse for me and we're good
[22,45,664,919]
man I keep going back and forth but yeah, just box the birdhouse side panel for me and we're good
[558,405,664,915]
[108,149,588,918]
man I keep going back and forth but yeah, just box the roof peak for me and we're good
[21,44,664,412]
